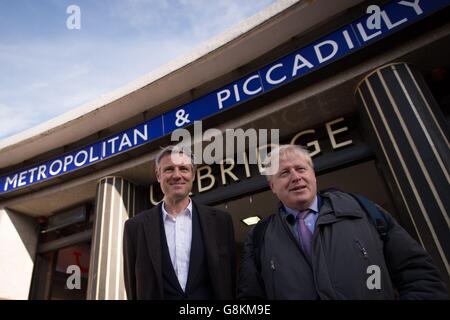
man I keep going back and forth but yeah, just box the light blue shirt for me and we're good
[162,199,193,292]
[282,195,319,240]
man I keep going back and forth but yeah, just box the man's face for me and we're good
[269,153,317,211]
[156,152,194,202]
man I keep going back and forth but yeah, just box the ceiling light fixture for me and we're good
[241,216,261,226]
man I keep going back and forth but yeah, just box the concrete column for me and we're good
[0,208,39,299]
[356,62,450,284]
[86,176,137,300]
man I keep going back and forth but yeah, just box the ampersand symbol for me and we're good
[175,109,190,127]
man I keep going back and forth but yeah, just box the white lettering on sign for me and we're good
[63,155,74,172]
[342,30,355,49]
[292,54,314,77]
[5,174,18,191]
[89,147,99,162]
[49,160,63,176]
[37,165,47,181]
[266,63,287,85]
[217,89,231,110]
[28,167,38,184]
[399,0,423,15]
[74,150,88,167]
[134,125,148,144]
[18,171,28,187]
[1,124,151,192]
[243,75,262,96]
[196,165,215,193]
[314,40,339,64]
[118,134,133,152]
[326,117,353,149]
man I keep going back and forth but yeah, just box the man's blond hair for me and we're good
[263,144,314,181]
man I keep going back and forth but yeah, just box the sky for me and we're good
[0,0,276,141]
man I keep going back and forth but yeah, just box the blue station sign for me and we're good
[1,0,448,194]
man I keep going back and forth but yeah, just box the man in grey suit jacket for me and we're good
[123,146,236,300]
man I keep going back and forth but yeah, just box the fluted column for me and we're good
[356,62,450,284]
[87,176,136,300]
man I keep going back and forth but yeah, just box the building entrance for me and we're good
[29,204,93,300]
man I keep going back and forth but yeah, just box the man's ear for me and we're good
[156,169,161,183]
[269,181,275,194]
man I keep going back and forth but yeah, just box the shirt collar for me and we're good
[162,198,192,220]
[282,195,319,217]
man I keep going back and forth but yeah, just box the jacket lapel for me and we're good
[142,203,164,297]
[195,202,221,297]
[185,204,202,292]
[277,204,313,266]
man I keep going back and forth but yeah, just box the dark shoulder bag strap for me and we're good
[348,192,392,242]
